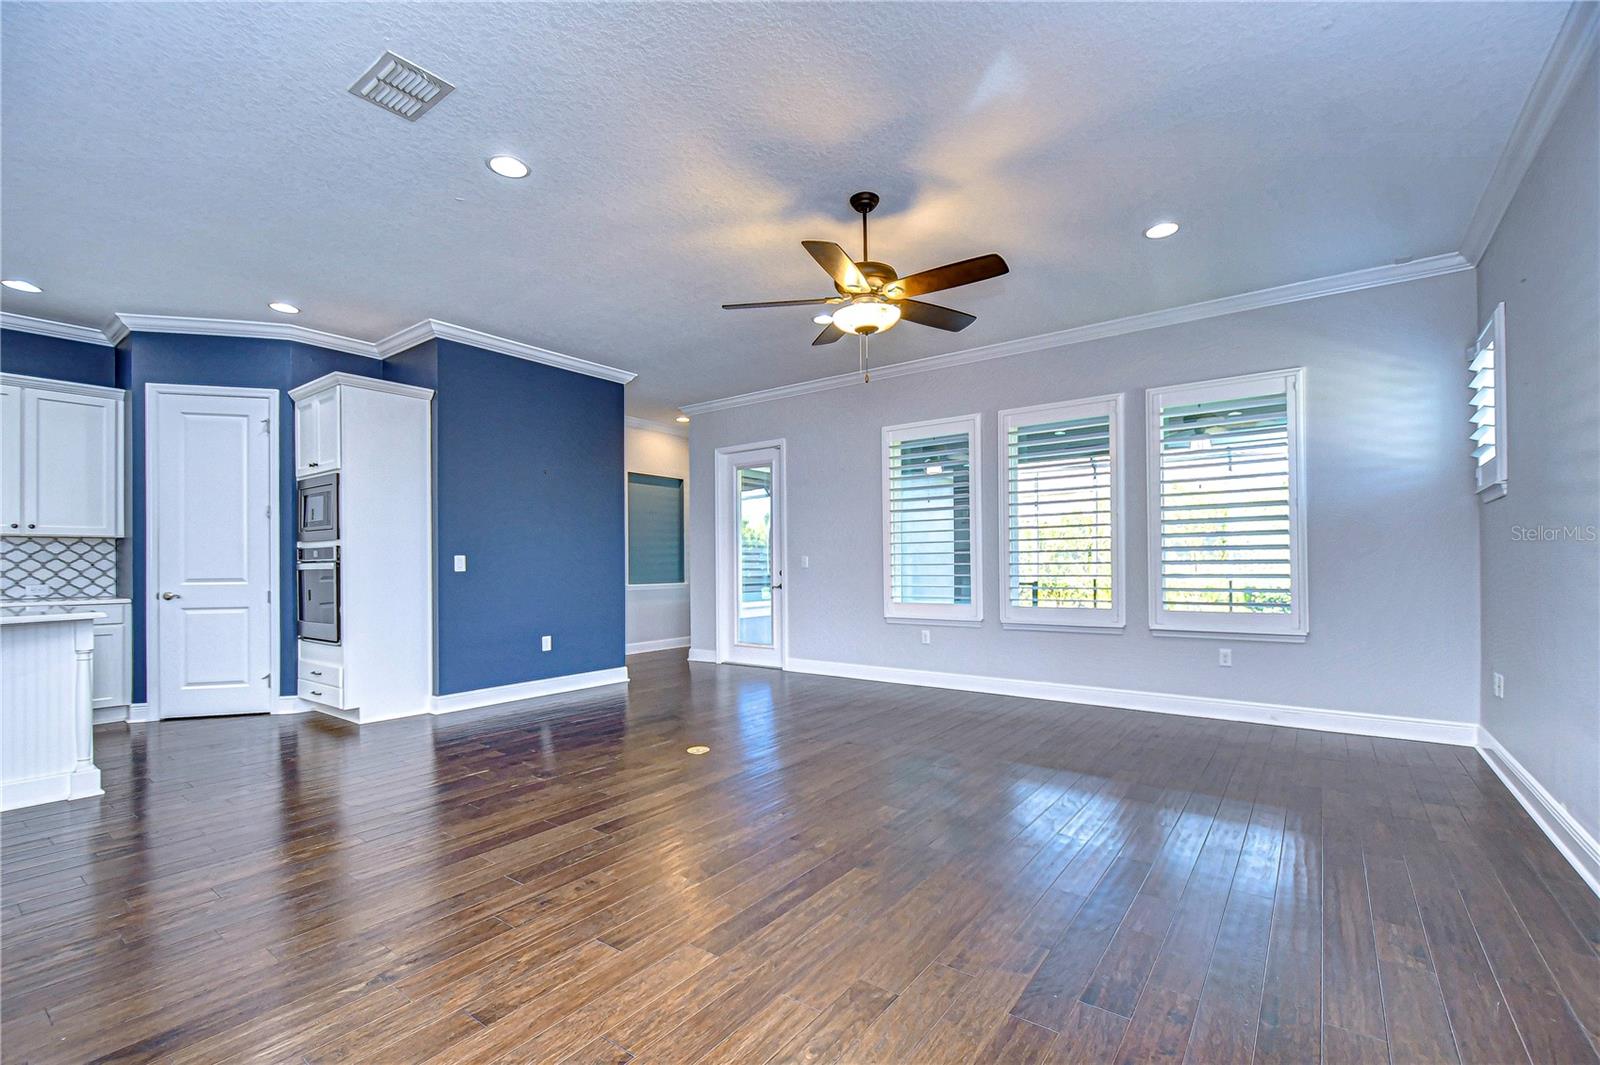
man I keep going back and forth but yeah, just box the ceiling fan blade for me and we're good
[801,241,870,293]
[888,254,1009,299]
[812,323,847,346]
[722,297,838,310]
[897,300,977,332]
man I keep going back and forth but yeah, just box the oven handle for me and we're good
[297,562,338,571]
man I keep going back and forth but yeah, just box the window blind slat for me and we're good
[1006,409,1114,613]
[1156,387,1294,617]
[888,425,974,609]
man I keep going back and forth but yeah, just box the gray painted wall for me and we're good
[689,271,1482,725]
[1475,52,1600,839]
[625,425,691,646]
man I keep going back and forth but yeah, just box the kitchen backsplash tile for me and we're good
[1,537,119,600]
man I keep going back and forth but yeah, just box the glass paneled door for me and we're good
[718,443,784,667]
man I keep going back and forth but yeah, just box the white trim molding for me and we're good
[1478,728,1600,897]
[626,636,690,655]
[2,312,636,385]
[626,415,690,438]
[274,695,312,715]
[0,312,116,347]
[680,254,1471,415]
[288,370,434,402]
[428,667,629,716]
[1459,1,1600,262]
[784,656,1480,747]
[686,647,718,663]
[127,702,157,723]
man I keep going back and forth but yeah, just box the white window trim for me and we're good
[1473,303,1508,502]
[883,412,984,623]
[1145,367,1309,640]
[998,394,1125,632]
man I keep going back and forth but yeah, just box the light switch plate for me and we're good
[541,635,553,652]
[453,555,467,572]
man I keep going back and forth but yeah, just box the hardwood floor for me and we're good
[3,651,1597,1064]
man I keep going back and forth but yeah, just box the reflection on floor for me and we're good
[2,650,1597,1063]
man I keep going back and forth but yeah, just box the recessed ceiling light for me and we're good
[675,415,691,424]
[487,155,530,179]
[1144,221,1180,240]
[268,301,300,315]
[812,313,833,325]
[2,279,42,293]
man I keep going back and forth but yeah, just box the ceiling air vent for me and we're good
[348,52,455,121]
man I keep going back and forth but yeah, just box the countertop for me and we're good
[0,606,106,626]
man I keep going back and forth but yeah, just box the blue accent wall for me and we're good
[7,325,626,704]
[412,340,624,694]
[108,333,379,701]
[1,329,115,386]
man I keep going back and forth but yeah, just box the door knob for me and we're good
[160,592,181,600]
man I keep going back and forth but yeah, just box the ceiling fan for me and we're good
[722,191,1009,348]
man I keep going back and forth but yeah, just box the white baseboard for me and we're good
[1478,728,1600,897]
[428,666,630,717]
[93,705,129,725]
[273,695,312,715]
[127,702,157,723]
[783,656,1480,747]
[686,648,717,663]
[1,766,102,811]
[626,636,691,655]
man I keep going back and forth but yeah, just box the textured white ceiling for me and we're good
[0,2,1567,421]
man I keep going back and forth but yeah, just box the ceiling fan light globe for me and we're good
[831,298,901,336]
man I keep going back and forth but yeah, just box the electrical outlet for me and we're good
[541,635,553,652]
[920,629,931,645]
[801,555,810,568]
[453,555,467,573]
[1493,672,1504,698]
[1218,648,1232,667]
[21,583,50,598]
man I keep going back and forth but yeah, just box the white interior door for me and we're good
[718,443,785,668]
[150,388,275,717]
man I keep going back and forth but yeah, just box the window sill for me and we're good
[1150,628,1307,644]
[1478,482,1508,503]
[1002,621,1125,635]
[884,616,984,629]
[627,582,688,590]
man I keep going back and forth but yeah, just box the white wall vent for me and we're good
[348,52,455,121]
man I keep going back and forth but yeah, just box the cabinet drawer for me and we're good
[91,604,127,627]
[298,681,347,709]
[298,661,343,687]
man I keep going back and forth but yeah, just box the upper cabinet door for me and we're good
[295,388,341,476]
[23,387,123,537]
[1,384,22,533]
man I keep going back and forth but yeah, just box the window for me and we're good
[626,472,684,584]
[1147,369,1306,639]
[883,414,982,622]
[1471,303,1508,500]
[1000,395,1124,629]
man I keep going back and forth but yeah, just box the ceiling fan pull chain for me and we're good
[860,334,871,383]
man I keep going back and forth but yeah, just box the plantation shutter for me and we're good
[1150,370,1305,636]
[884,415,981,621]
[1002,396,1122,627]
[1471,304,1508,497]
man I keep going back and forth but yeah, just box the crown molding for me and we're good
[625,414,689,437]
[1460,1,1600,263]
[383,319,636,384]
[111,313,381,357]
[0,312,116,347]
[680,251,1473,415]
[3,311,637,384]
[289,370,434,402]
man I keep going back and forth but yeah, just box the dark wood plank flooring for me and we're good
[3,651,1597,1064]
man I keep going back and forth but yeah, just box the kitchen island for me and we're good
[1,607,104,810]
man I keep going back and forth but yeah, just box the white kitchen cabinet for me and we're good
[294,387,341,476]
[0,384,21,533]
[0,375,125,538]
[89,604,131,712]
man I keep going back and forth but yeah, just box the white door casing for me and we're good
[147,386,277,718]
[714,440,787,668]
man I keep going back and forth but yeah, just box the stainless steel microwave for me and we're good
[297,473,339,543]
